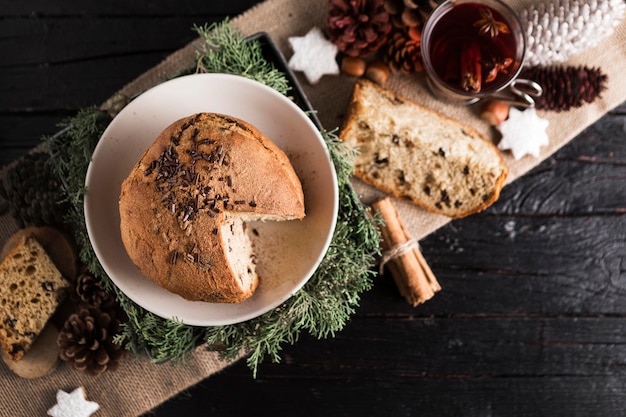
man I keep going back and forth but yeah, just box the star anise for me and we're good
[473,7,509,38]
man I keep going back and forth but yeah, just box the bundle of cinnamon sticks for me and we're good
[371,197,441,306]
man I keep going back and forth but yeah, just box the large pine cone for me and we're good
[328,0,392,58]
[520,0,625,66]
[1,151,72,228]
[58,307,125,376]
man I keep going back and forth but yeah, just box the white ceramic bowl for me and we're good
[84,73,338,325]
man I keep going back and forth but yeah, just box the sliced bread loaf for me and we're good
[339,79,508,218]
[0,234,69,360]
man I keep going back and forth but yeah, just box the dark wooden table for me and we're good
[3,1,626,416]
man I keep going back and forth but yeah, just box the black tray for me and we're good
[247,32,323,130]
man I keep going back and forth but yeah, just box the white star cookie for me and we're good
[288,26,339,84]
[47,387,100,417]
[497,107,549,160]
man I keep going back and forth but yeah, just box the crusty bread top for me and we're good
[119,112,305,303]
[339,79,508,218]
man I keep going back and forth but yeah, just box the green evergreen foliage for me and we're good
[45,22,380,374]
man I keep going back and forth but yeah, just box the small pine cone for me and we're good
[327,0,392,58]
[521,65,608,112]
[385,29,424,74]
[384,0,439,28]
[75,269,116,310]
[58,307,125,376]
[2,151,72,228]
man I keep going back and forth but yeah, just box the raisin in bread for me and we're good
[119,112,305,303]
[0,234,69,360]
[1,323,59,378]
[339,79,508,218]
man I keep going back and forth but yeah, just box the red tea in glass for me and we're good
[421,0,526,104]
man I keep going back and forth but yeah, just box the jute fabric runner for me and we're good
[0,0,625,415]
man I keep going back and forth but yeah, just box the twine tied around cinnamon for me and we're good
[371,197,441,306]
[378,238,419,275]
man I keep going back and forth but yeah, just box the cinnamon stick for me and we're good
[371,197,441,306]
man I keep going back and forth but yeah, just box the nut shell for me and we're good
[480,100,510,126]
[341,57,367,77]
[366,60,390,85]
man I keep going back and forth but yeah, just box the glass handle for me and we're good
[490,78,543,107]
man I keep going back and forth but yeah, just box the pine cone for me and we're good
[0,183,9,216]
[384,0,439,28]
[2,151,72,228]
[327,0,393,58]
[521,0,625,66]
[75,269,116,310]
[385,29,424,74]
[521,65,608,112]
[58,307,125,376]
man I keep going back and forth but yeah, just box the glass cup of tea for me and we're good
[421,0,541,106]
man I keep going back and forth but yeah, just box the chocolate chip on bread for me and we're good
[339,79,508,218]
[119,112,305,303]
[0,234,70,361]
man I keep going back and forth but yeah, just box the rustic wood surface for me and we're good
[2,1,626,416]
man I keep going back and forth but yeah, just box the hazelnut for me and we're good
[341,57,366,77]
[480,100,510,126]
[401,8,421,28]
[365,60,390,85]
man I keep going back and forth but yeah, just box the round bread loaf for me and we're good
[119,113,305,303]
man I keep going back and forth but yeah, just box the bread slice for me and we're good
[0,234,69,360]
[1,323,59,378]
[119,112,305,303]
[0,226,78,282]
[339,79,508,218]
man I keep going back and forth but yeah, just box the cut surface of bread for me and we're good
[339,79,508,218]
[119,112,305,303]
[0,234,69,361]
[1,323,59,378]
[0,226,78,282]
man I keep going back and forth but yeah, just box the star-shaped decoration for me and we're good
[47,387,100,417]
[288,26,339,84]
[497,107,550,160]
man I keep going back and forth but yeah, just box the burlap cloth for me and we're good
[0,0,625,415]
